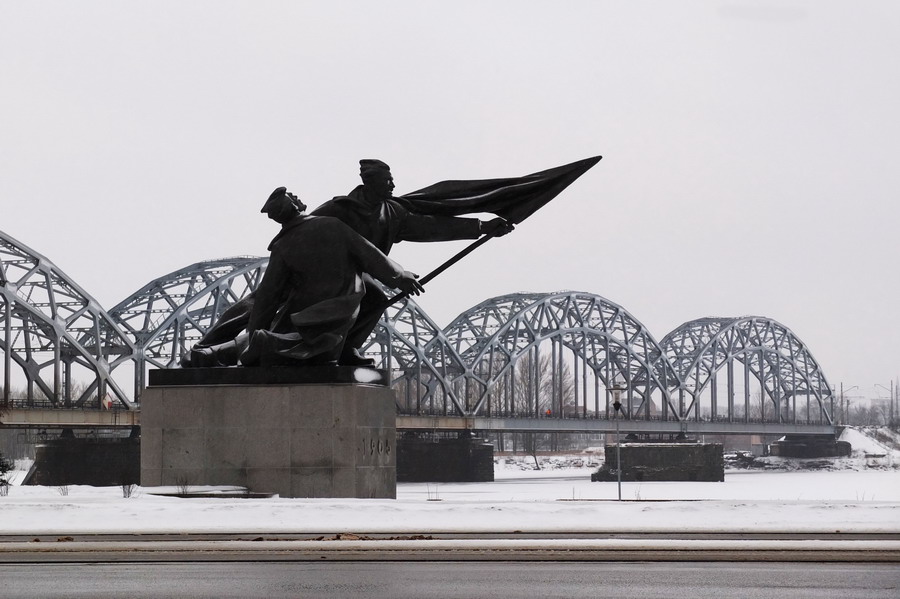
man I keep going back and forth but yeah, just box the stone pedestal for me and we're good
[140,371,396,498]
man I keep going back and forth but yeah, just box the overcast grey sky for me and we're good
[1,1,897,401]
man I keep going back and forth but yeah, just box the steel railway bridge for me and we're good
[1,231,835,436]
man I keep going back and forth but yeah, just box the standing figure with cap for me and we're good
[312,159,514,365]
[186,186,424,367]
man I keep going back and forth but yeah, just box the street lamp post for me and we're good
[874,382,895,428]
[609,381,626,501]
[840,383,858,426]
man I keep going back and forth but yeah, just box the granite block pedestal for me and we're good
[140,367,396,498]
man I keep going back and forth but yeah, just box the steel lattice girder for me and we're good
[440,291,679,418]
[361,293,468,415]
[0,230,138,408]
[107,257,267,390]
[660,316,833,423]
[2,236,838,429]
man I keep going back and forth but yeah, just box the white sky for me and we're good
[1,1,898,399]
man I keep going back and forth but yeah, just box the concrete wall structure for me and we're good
[768,435,851,458]
[24,436,140,486]
[140,383,396,498]
[593,442,724,482]
[397,435,494,482]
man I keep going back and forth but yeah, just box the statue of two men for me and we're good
[241,186,425,366]
[183,155,600,368]
[184,160,513,368]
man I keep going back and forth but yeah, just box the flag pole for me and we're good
[385,231,499,306]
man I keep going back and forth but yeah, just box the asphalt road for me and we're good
[1,562,897,599]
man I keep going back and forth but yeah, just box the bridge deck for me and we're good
[396,416,834,436]
[1,408,832,436]
[0,408,139,429]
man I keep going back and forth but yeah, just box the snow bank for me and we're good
[1,427,897,535]
[841,427,894,455]
[0,469,897,536]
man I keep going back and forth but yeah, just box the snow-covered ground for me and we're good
[493,426,899,475]
[1,427,898,535]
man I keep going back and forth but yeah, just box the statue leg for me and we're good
[181,294,255,367]
[197,294,255,347]
[241,293,363,367]
[184,332,250,367]
[339,275,386,366]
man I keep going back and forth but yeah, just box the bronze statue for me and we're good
[183,156,601,368]
[311,159,514,365]
[184,187,422,367]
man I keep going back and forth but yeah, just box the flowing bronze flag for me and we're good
[387,155,602,303]
[396,155,602,224]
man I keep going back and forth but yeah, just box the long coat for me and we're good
[243,214,407,364]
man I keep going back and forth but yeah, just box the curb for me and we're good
[3,538,899,563]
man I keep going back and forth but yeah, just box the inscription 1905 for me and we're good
[360,433,392,459]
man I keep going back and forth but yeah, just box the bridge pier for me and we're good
[397,432,494,482]
[592,441,725,482]
[768,434,851,458]
[23,428,140,487]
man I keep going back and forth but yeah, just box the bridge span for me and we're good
[0,406,139,429]
[395,416,834,436]
[0,407,830,438]
[2,241,836,438]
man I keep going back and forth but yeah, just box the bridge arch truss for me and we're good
[361,294,468,415]
[661,317,834,425]
[3,236,837,435]
[108,257,267,392]
[1,231,138,408]
[434,292,680,420]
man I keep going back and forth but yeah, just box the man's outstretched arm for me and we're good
[338,220,425,296]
